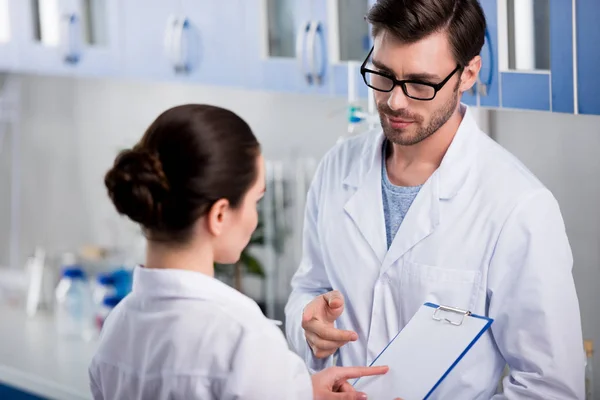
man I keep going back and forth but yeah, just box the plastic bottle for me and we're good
[54,266,94,340]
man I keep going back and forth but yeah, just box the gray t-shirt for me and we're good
[381,141,423,249]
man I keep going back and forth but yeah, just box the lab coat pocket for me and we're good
[400,260,481,318]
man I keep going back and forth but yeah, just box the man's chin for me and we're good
[383,127,421,146]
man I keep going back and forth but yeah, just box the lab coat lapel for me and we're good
[343,133,387,265]
[381,173,440,272]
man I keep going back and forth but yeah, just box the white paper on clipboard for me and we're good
[353,303,493,400]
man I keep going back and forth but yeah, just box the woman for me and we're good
[88,104,391,400]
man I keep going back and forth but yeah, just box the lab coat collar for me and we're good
[131,266,261,315]
[342,104,478,266]
[342,104,478,200]
[342,133,388,264]
[436,104,478,200]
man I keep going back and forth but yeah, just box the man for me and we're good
[284,0,585,398]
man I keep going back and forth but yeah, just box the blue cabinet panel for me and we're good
[576,0,600,115]
[479,0,500,108]
[549,0,574,113]
[501,72,551,111]
[461,87,478,107]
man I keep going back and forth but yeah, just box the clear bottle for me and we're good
[585,340,594,400]
[54,266,94,340]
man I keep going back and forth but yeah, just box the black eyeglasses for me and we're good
[360,47,462,101]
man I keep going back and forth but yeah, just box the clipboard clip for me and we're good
[432,305,472,326]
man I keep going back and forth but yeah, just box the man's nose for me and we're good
[387,85,410,110]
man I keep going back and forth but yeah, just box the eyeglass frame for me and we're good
[360,46,463,101]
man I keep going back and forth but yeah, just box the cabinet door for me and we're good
[13,0,120,77]
[496,0,573,112]
[328,0,371,99]
[181,0,247,87]
[476,0,501,108]
[122,0,185,81]
[549,0,574,113]
[576,0,600,115]
[0,0,17,71]
[70,0,122,77]
[245,0,326,94]
[13,0,71,75]
[123,0,246,86]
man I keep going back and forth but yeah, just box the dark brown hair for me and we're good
[367,0,486,67]
[105,104,261,244]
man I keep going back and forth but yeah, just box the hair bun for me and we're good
[104,146,170,229]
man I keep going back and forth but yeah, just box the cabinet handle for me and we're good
[165,16,192,74]
[307,21,326,86]
[61,13,80,65]
[296,20,312,85]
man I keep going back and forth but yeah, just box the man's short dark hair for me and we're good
[366,0,486,67]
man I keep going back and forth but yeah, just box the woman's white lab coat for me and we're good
[285,106,585,399]
[89,266,312,400]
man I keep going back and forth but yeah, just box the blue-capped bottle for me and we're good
[54,263,94,340]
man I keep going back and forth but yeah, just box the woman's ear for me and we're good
[206,199,230,237]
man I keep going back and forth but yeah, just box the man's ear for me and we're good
[459,55,482,94]
[206,199,229,237]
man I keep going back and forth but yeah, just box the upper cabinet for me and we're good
[472,0,501,109]
[3,0,599,116]
[481,0,575,113]
[12,0,122,77]
[122,0,247,87]
[576,0,600,115]
[244,0,374,98]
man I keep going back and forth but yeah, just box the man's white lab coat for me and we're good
[285,106,585,399]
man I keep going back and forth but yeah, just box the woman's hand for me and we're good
[311,365,389,400]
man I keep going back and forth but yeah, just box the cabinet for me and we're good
[4,0,596,116]
[13,0,122,77]
[245,0,330,94]
[489,0,574,113]
[122,0,247,87]
[576,0,600,115]
[474,0,501,109]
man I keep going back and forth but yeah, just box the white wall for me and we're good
[489,108,600,394]
[0,74,352,268]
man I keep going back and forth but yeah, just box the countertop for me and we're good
[0,305,97,400]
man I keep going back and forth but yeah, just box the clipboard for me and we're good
[353,302,493,400]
